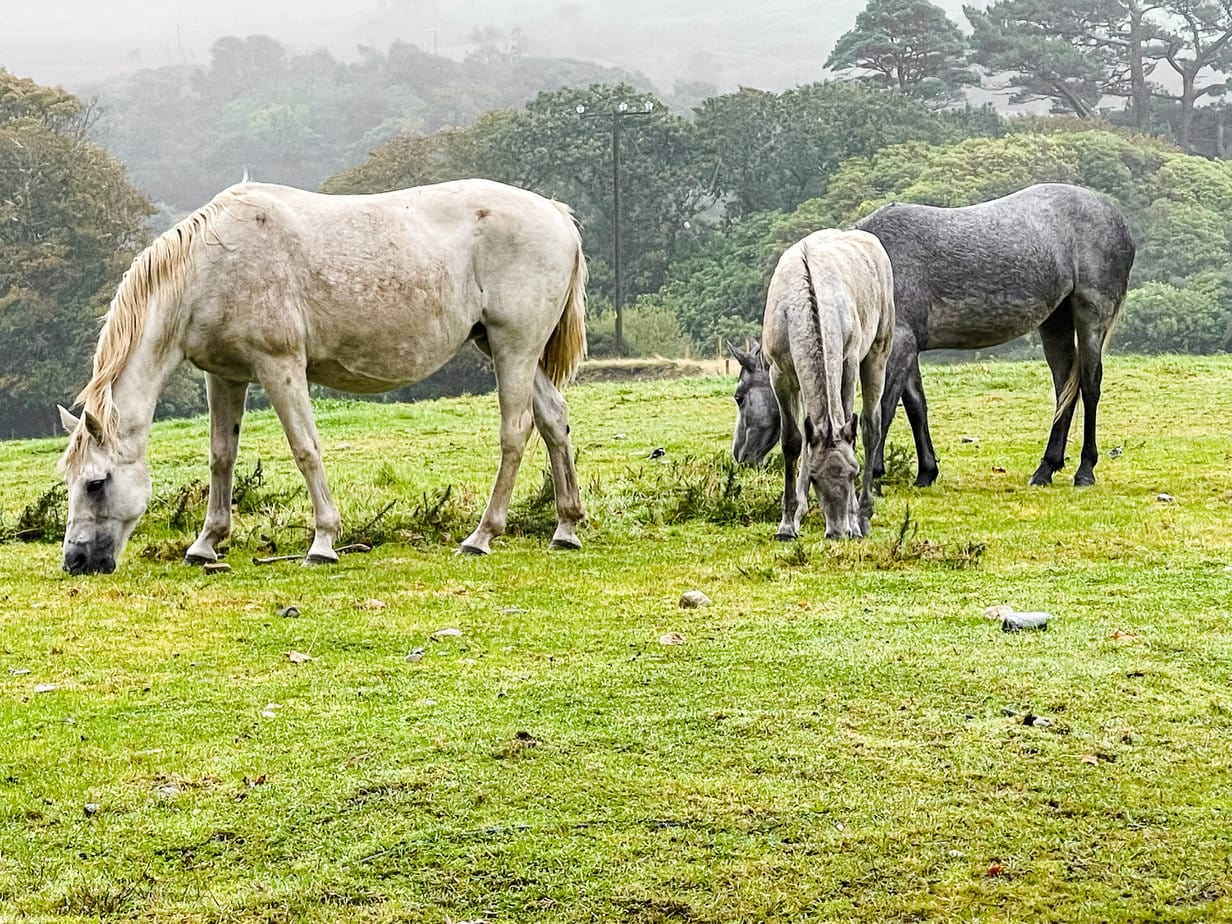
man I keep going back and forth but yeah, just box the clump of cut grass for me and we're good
[626,453,780,526]
[825,505,986,569]
[0,483,67,543]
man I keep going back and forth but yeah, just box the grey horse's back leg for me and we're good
[1071,293,1115,487]
[1030,303,1079,486]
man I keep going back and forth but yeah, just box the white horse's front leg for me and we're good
[257,360,342,565]
[462,359,536,555]
[186,374,249,564]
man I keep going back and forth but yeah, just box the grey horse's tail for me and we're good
[1052,322,1116,424]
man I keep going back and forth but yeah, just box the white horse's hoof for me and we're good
[549,536,582,551]
[303,553,339,567]
[183,553,216,566]
[459,544,489,556]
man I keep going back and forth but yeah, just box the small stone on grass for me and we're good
[679,590,711,608]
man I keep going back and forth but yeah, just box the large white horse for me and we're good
[58,179,589,574]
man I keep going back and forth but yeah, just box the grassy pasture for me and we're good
[1,355,1231,923]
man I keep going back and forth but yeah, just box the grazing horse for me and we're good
[732,184,1135,489]
[856,183,1135,487]
[734,229,895,540]
[57,179,588,574]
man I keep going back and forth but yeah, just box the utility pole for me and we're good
[576,99,654,354]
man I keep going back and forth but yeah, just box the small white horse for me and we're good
[755,229,895,540]
[58,179,588,573]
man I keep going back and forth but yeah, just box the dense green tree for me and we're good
[693,82,1003,217]
[965,0,1121,119]
[968,0,1232,150]
[826,0,979,104]
[0,70,153,436]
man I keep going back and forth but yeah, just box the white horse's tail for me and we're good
[541,206,588,388]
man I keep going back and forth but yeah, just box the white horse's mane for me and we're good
[62,187,244,468]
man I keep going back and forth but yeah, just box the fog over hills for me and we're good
[5,0,983,93]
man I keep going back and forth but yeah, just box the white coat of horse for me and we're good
[58,179,588,573]
[756,229,895,540]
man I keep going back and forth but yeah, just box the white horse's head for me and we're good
[805,414,864,540]
[58,405,151,574]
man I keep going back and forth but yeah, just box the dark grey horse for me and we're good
[733,184,1135,488]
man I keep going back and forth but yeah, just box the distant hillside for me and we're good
[6,0,983,93]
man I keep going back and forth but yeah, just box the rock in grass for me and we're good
[1001,611,1050,632]
[679,590,711,609]
[1157,493,1175,503]
[202,562,231,575]
[83,802,101,816]
[277,605,300,618]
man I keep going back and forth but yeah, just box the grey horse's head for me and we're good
[57,405,151,575]
[730,341,780,466]
[805,414,865,540]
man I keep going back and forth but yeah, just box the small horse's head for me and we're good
[57,405,151,575]
[730,341,780,466]
[805,414,864,540]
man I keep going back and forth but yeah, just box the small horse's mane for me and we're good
[63,186,245,467]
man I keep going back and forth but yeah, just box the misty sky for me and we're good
[4,0,984,93]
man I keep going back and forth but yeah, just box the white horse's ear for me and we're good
[840,414,857,444]
[82,410,106,443]
[726,340,748,365]
[58,405,81,434]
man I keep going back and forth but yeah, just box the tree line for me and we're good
[6,1,1232,436]
[830,0,1232,157]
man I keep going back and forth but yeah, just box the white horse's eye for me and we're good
[86,478,106,495]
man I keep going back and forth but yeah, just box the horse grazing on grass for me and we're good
[857,183,1135,487]
[57,179,588,574]
[733,229,895,540]
[732,184,1134,489]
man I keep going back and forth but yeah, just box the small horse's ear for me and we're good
[82,410,106,443]
[805,416,830,448]
[58,405,81,434]
[840,414,857,444]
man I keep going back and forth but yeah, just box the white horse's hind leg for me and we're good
[186,374,249,564]
[257,360,342,565]
[531,368,584,549]
[462,356,537,555]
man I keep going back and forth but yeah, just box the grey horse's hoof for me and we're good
[303,553,339,567]
[1028,465,1054,486]
[549,537,582,551]
[459,544,489,556]
[774,532,797,542]
[183,553,215,566]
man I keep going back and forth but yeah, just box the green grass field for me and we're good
[1,355,1231,923]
